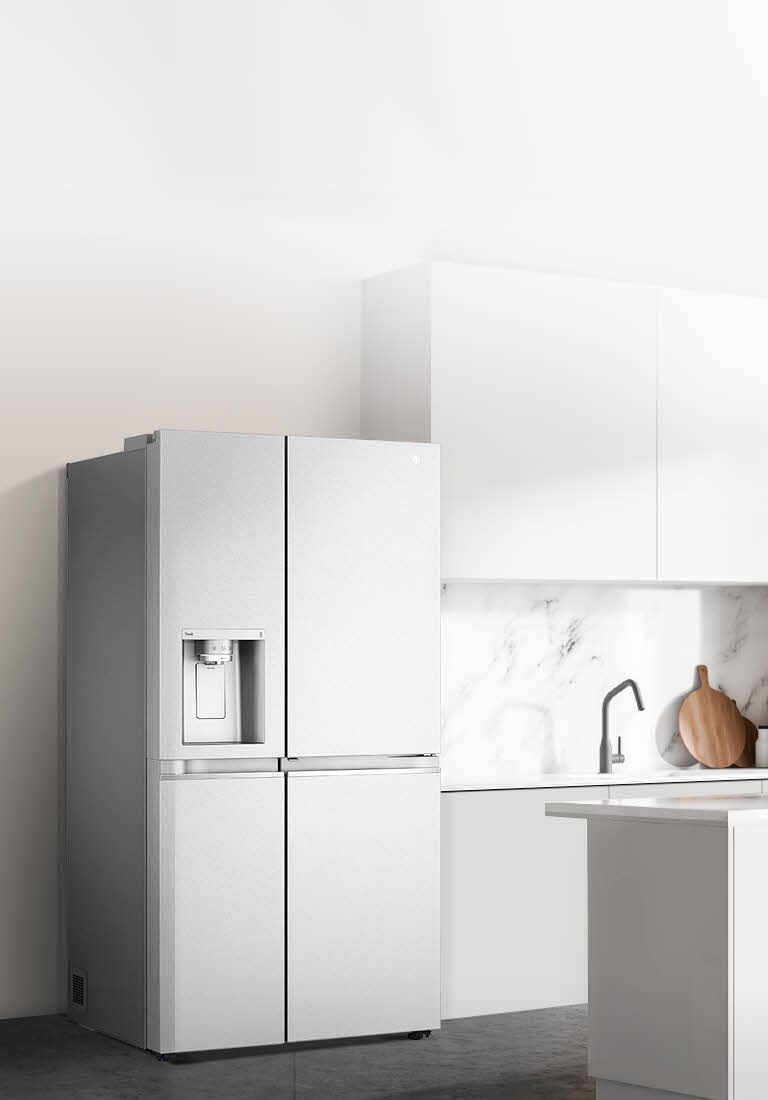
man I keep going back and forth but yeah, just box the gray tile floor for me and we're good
[0,1006,594,1099]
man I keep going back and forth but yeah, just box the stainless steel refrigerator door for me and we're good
[156,773,284,1053]
[151,430,285,760]
[287,769,441,1042]
[287,436,440,757]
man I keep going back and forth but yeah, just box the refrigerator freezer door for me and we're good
[287,770,440,1042]
[157,773,284,1053]
[287,436,440,757]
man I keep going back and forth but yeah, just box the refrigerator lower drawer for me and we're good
[156,773,285,1053]
[287,769,440,1042]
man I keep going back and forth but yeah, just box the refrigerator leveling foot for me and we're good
[408,1030,431,1040]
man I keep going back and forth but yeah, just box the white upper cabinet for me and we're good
[363,262,658,581]
[658,288,768,583]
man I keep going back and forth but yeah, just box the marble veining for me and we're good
[441,584,768,780]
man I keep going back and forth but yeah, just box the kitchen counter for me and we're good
[441,767,768,792]
[546,793,768,826]
[547,792,768,1100]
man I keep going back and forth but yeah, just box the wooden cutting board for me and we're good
[734,713,758,768]
[678,666,746,768]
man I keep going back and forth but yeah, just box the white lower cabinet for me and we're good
[157,774,285,1053]
[732,825,768,1100]
[441,780,764,1021]
[287,771,441,1042]
[441,787,600,1019]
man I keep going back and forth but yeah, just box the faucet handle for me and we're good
[613,736,626,766]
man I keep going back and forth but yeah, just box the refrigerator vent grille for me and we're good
[71,969,87,1009]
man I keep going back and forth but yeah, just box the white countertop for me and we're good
[441,768,768,792]
[545,793,768,826]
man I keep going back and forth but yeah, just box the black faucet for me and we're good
[600,679,645,774]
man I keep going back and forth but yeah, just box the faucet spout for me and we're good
[600,679,645,774]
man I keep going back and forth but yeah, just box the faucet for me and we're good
[600,679,645,774]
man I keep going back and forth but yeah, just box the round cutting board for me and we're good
[734,713,758,768]
[678,666,746,768]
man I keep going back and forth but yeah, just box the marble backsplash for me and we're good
[441,584,768,779]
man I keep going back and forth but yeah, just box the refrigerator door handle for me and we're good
[285,767,439,777]
[159,772,284,781]
[158,759,281,778]
[281,754,438,773]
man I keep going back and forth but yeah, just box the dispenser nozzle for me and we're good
[194,639,234,665]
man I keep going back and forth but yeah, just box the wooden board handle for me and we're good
[697,665,710,688]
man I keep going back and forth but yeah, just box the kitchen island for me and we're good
[546,795,768,1100]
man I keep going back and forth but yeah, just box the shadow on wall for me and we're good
[700,587,768,721]
[655,688,697,767]
[0,468,66,1017]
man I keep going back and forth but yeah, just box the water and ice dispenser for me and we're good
[182,628,266,744]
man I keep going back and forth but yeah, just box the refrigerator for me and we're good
[66,430,440,1054]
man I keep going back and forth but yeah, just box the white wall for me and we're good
[4,0,768,1019]
[8,1,768,295]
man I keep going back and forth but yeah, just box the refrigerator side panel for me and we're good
[146,760,160,1053]
[287,437,440,757]
[156,773,285,1053]
[287,770,440,1042]
[66,450,147,1046]
[156,431,285,760]
[145,439,161,765]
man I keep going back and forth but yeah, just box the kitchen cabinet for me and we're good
[441,786,600,1019]
[549,793,768,1100]
[441,779,764,1020]
[364,264,768,584]
[658,288,768,583]
[363,263,658,582]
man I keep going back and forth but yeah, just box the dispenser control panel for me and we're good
[181,628,266,745]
